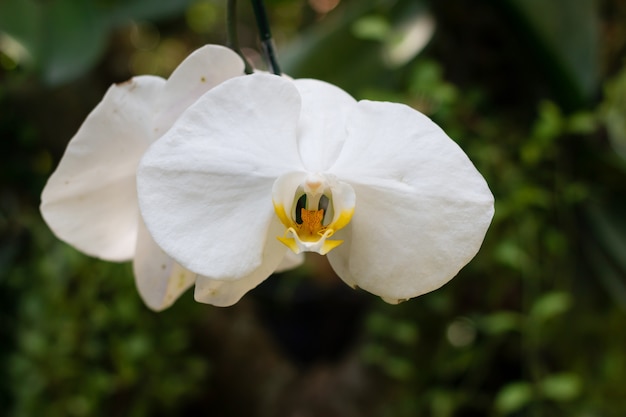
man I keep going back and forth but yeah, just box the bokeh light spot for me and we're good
[186,1,219,34]
[446,317,476,347]
[308,0,340,14]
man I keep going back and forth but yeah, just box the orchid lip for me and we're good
[272,172,355,255]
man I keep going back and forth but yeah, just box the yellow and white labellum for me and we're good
[272,172,355,255]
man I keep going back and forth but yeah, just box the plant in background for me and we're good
[6,0,624,416]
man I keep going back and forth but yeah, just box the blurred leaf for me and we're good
[352,15,390,41]
[391,321,419,345]
[43,0,107,85]
[185,0,220,34]
[585,202,626,273]
[6,212,208,417]
[602,65,626,160]
[429,390,455,417]
[539,373,582,401]
[494,239,530,270]
[383,356,414,380]
[532,101,563,141]
[0,0,40,64]
[566,111,597,135]
[529,292,572,321]
[511,185,552,209]
[582,200,626,307]
[495,381,533,414]
[0,0,196,85]
[281,0,430,95]
[364,313,419,345]
[504,0,600,107]
[361,343,388,364]
[383,12,435,68]
[562,182,589,204]
[365,311,390,334]
[408,59,458,115]
[479,311,522,335]
[0,0,105,84]
[585,242,626,309]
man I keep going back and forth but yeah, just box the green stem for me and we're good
[227,0,253,74]
[250,0,281,75]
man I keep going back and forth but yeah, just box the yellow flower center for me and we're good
[298,208,327,239]
[272,173,355,255]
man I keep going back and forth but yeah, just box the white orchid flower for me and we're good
[137,73,494,304]
[40,45,302,310]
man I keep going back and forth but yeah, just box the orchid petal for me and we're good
[328,100,494,302]
[275,249,305,273]
[138,74,303,280]
[40,76,166,261]
[293,79,356,172]
[195,276,262,307]
[154,45,245,135]
[194,217,288,306]
[133,216,196,311]
[272,171,309,225]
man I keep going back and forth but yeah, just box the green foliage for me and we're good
[3,210,208,417]
[495,382,533,414]
[504,0,600,107]
[602,66,626,160]
[0,0,197,85]
[2,0,626,416]
[338,7,625,411]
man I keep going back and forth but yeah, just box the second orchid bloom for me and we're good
[39,45,300,311]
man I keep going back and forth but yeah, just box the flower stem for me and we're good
[250,0,281,75]
[227,0,253,74]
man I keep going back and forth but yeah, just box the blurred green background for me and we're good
[1,0,626,416]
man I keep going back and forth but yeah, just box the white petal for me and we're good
[40,76,166,261]
[328,100,494,301]
[133,216,196,311]
[195,276,261,307]
[272,170,309,220]
[194,218,288,306]
[293,79,356,172]
[138,74,303,280]
[275,248,305,273]
[154,45,245,135]
[327,179,357,228]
